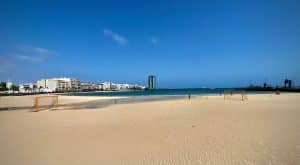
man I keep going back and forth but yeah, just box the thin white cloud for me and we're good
[16,55,43,62]
[150,36,159,45]
[34,47,53,55]
[16,46,56,62]
[103,29,128,45]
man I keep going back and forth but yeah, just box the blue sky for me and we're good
[1,0,299,88]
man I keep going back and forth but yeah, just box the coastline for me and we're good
[3,87,298,97]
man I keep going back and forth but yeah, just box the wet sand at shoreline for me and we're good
[0,94,300,164]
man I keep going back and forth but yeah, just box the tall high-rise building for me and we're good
[148,75,156,89]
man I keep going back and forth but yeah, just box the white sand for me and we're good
[0,93,300,164]
[0,94,123,108]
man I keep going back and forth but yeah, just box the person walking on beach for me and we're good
[188,93,191,100]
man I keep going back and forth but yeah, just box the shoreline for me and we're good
[0,92,296,111]
[1,88,299,97]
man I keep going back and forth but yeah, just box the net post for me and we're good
[56,96,58,109]
[34,97,39,112]
[241,93,243,101]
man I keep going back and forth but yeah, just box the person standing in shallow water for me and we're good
[188,93,191,100]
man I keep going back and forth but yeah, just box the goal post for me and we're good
[224,90,247,101]
[34,95,59,112]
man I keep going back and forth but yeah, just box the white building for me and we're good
[101,82,112,91]
[99,82,145,91]
[37,78,80,92]
[80,82,100,91]
[6,82,13,90]
[19,83,38,93]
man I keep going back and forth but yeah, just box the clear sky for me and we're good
[1,0,299,88]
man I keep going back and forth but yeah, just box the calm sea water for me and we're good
[65,88,271,97]
[58,89,273,108]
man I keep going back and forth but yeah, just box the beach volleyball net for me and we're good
[224,90,247,101]
[34,95,58,112]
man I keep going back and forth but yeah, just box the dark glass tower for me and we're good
[148,75,156,89]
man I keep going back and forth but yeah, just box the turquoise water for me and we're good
[57,89,274,109]
[65,88,272,97]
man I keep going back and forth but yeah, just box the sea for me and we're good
[65,88,271,97]
[59,88,272,108]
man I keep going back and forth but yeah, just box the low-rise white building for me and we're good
[101,82,112,91]
[6,82,13,90]
[19,83,38,93]
[80,82,100,91]
[37,78,80,92]
[99,82,145,91]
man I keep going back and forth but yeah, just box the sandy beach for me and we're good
[0,93,300,164]
[0,95,123,109]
